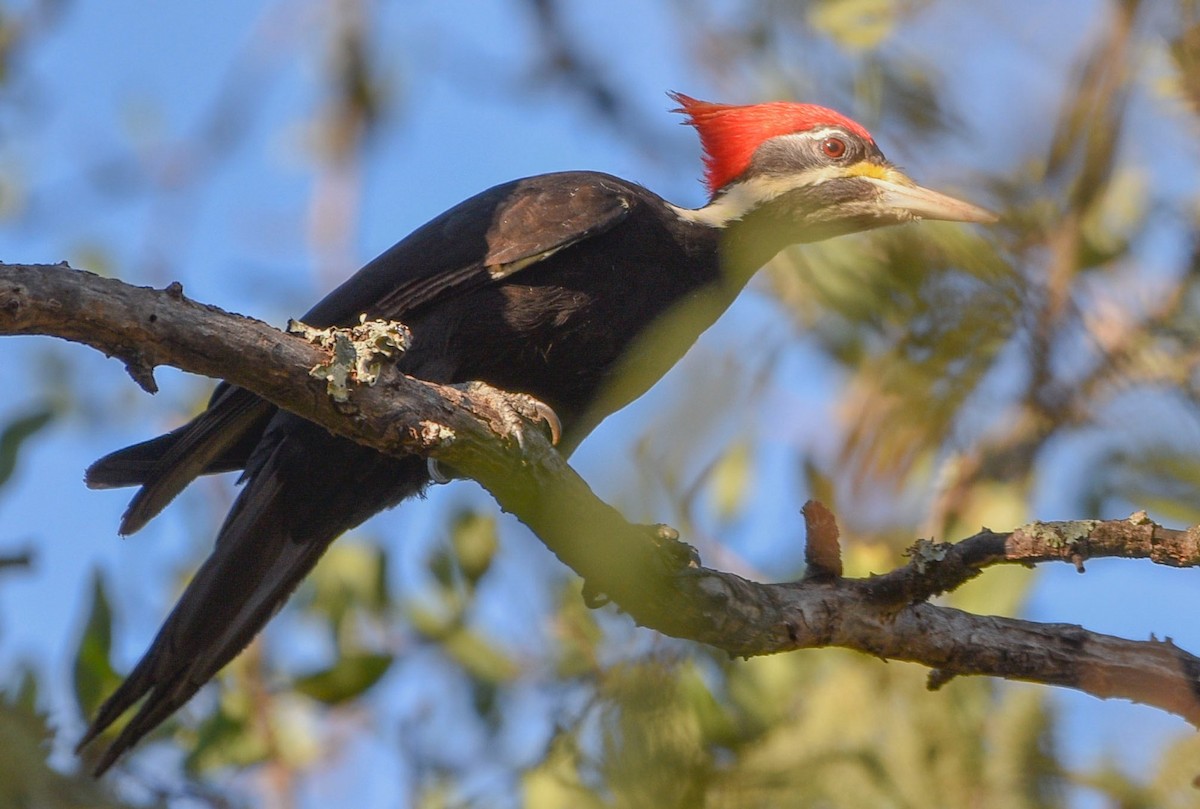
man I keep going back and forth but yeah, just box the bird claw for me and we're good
[464,383,562,450]
[427,457,452,484]
[426,387,561,484]
[525,398,563,447]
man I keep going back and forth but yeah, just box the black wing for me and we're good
[303,171,636,324]
[86,172,637,533]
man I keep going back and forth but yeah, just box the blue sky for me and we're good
[1,0,1197,805]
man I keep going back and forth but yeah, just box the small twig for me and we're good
[862,513,1200,607]
[801,500,842,580]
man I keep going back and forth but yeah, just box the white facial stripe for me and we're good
[669,168,837,227]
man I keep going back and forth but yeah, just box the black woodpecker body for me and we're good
[78,93,994,773]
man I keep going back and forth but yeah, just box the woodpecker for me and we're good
[77,93,994,773]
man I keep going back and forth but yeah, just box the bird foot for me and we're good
[462,382,562,450]
[427,384,563,485]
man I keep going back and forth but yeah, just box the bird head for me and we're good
[669,93,995,243]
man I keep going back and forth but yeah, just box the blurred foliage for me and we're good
[3,0,1200,807]
[293,651,393,706]
[71,571,121,723]
[0,438,141,805]
[0,404,55,489]
[0,697,141,809]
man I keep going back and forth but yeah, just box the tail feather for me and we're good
[85,430,186,489]
[78,420,427,775]
[86,387,275,535]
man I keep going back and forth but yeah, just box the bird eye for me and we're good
[821,137,847,159]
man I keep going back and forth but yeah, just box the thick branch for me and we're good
[2,262,1198,727]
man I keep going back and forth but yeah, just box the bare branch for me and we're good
[2,261,1198,727]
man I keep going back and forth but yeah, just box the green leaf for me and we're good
[450,510,498,587]
[185,698,259,774]
[305,541,391,633]
[808,0,897,51]
[708,441,752,523]
[554,582,603,679]
[521,731,606,809]
[71,570,120,721]
[293,652,393,705]
[0,406,55,490]
[443,626,519,684]
[0,696,134,808]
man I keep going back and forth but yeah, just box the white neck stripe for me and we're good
[669,165,848,228]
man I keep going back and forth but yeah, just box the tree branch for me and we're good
[2,262,1198,726]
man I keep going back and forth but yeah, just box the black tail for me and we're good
[85,430,187,489]
[86,387,275,535]
[78,416,427,775]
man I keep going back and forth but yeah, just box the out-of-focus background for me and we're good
[2,0,1199,806]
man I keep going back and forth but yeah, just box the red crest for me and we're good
[670,92,875,194]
